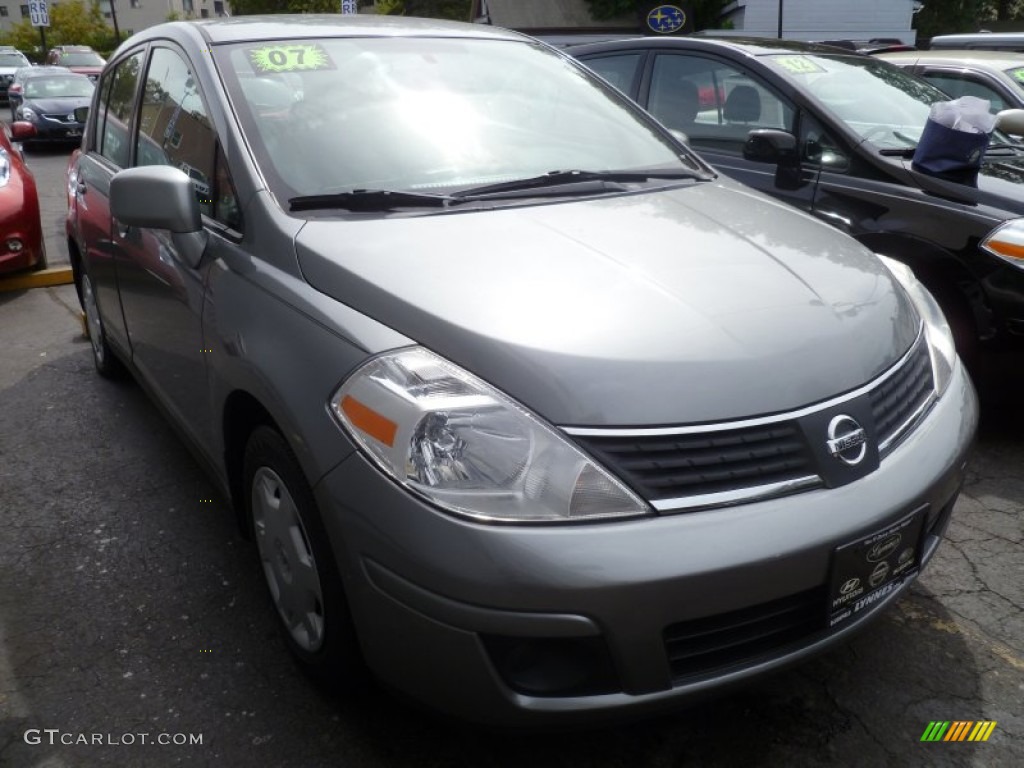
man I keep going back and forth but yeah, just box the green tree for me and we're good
[914,0,994,40]
[0,0,110,53]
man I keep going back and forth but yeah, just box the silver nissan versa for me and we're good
[65,16,978,726]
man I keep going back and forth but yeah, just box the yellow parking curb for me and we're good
[0,267,74,292]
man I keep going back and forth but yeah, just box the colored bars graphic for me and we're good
[920,721,998,742]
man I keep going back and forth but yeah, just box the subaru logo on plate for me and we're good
[646,5,687,34]
[826,414,867,466]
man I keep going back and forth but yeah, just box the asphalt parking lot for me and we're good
[1,144,1022,767]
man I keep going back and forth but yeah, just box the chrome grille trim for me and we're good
[650,476,823,513]
[565,323,933,512]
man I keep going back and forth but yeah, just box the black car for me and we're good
[571,37,1024,359]
[7,66,69,121]
[13,70,94,146]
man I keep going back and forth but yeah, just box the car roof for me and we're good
[21,66,81,78]
[134,14,528,46]
[878,49,1024,70]
[568,35,858,57]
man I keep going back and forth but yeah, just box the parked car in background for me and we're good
[7,65,70,121]
[572,36,1024,360]
[877,49,1024,116]
[928,32,1024,52]
[66,16,977,726]
[0,126,45,273]
[12,71,94,146]
[44,45,106,81]
[0,46,31,103]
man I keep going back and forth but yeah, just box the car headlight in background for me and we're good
[332,347,651,523]
[19,107,37,123]
[0,148,9,188]
[980,218,1024,270]
[876,255,957,396]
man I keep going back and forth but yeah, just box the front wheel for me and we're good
[243,426,363,685]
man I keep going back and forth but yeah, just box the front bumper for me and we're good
[314,362,977,726]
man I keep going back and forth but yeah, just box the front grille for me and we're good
[870,336,934,452]
[573,423,814,502]
[663,587,827,682]
[566,329,935,511]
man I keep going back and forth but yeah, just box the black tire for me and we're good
[31,248,48,272]
[80,266,126,379]
[243,425,363,686]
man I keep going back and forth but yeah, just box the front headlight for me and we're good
[331,347,651,523]
[20,107,37,122]
[981,218,1024,270]
[877,255,957,395]
[0,148,10,188]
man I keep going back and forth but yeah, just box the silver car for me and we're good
[66,16,977,726]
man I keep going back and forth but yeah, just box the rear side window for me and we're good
[94,51,145,168]
[583,53,642,94]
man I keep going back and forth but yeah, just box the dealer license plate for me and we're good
[827,506,927,628]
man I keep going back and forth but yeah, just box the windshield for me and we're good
[0,53,28,67]
[60,52,104,67]
[24,76,94,99]
[764,54,952,150]
[216,37,702,206]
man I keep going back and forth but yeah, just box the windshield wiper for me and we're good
[450,168,708,200]
[289,189,455,212]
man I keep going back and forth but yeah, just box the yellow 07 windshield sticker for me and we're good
[247,43,335,73]
[772,55,826,75]
[1010,67,1024,84]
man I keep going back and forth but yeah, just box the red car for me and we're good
[0,125,45,274]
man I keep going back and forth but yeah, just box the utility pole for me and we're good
[109,0,122,44]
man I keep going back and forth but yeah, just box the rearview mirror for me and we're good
[9,121,36,141]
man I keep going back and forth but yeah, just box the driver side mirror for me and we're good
[73,106,89,123]
[744,129,804,190]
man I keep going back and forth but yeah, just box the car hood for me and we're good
[23,96,91,114]
[296,180,919,426]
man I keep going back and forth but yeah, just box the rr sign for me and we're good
[341,0,357,14]
[29,0,50,27]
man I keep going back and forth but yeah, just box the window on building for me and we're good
[183,0,193,13]
[0,7,9,17]
[19,4,29,18]
[130,0,140,6]
[200,8,208,17]
[214,0,223,15]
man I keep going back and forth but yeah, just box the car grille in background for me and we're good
[663,587,827,683]
[568,331,934,512]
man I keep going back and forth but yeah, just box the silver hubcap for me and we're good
[82,274,104,365]
[251,467,325,652]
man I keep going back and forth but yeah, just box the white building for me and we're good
[470,0,922,46]
[718,0,923,45]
